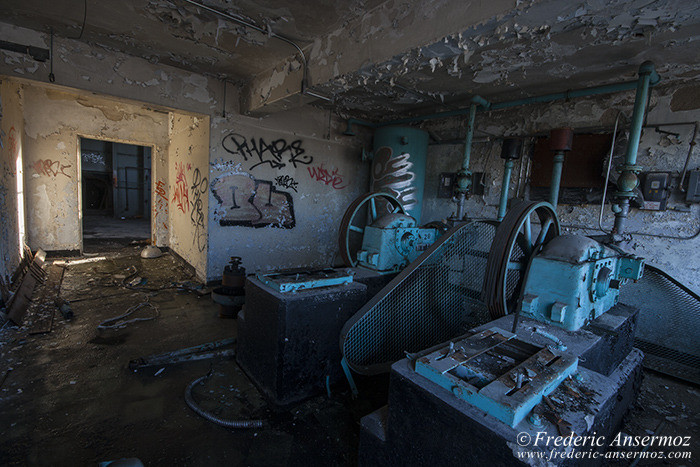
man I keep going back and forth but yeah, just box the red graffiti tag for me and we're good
[8,127,18,155]
[172,162,189,213]
[33,159,72,178]
[307,163,347,189]
[155,179,167,200]
[154,178,169,226]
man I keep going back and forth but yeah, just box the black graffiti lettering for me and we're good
[190,168,208,252]
[221,133,313,171]
[274,175,299,193]
[211,174,295,229]
[230,186,240,208]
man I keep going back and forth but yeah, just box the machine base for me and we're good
[237,276,367,407]
[359,348,643,466]
[477,303,638,377]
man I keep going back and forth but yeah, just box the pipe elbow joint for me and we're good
[471,95,491,109]
[639,61,660,85]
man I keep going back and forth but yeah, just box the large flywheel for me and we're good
[482,200,560,319]
[338,192,407,267]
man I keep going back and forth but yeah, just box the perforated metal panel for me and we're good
[341,222,497,375]
[620,265,700,384]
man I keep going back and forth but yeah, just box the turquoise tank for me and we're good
[370,126,428,223]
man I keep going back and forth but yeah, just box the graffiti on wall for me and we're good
[172,162,189,214]
[221,133,313,171]
[155,179,168,231]
[82,152,106,166]
[190,168,208,252]
[371,146,418,213]
[0,162,11,249]
[32,159,72,178]
[211,174,295,229]
[274,175,298,193]
[307,163,347,189]
[8,127,18,155]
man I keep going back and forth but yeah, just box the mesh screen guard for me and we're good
[620,265,700,383]
[341,222,497,375]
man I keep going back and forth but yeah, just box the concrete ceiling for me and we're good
[0,0,385,80]
[1,0,699,119]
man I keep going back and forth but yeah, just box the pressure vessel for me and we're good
[370,126,428,223]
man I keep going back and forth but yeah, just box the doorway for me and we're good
[80,137,152,251]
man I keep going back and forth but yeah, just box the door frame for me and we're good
[76,134,157,254]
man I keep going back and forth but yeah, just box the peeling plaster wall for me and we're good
[18,81,169,252]
[0,22,222,118]
[0,20,369,281]
[168,113,209,280]
[207,102,368,280]
[0,79,25,281]
[421,82,700,293]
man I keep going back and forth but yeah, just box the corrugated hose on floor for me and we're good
[185,371,265,429]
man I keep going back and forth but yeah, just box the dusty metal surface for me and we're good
[414,328,578,427]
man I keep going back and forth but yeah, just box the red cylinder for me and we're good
[549,128,574,152]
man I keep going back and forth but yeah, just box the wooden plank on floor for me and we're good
[6,250,46,325]
[27,264,65,335]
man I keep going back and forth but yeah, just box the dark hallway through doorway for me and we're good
[81,138,151,252]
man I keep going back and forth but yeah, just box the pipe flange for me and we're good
[616,164,643,173]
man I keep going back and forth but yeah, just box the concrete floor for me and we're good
[0,247,698,465]
[83,214,150,240]
[82,214,152,253]
[0,249,384,466]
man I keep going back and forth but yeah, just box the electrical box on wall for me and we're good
[438,172,485,198]
[640,172,670,211]
[686,169,700,203]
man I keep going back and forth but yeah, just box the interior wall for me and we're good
[421,82,700,293]
[0,79,25,282]
[207,100,369,279]
[17,80,170,252]
[0,22,369,281]
[168,113,210,279]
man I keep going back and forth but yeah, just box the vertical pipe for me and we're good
[549,152,565,208]
[497,160,514,221]
[613,61,659,235]
[462,103,477,171]
[624,63,656,167]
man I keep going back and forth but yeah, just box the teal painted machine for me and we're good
[519,235,644,331]
[339,127,442,274]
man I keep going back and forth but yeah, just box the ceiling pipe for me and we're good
[179,0,331,102]
[343,69,661,133]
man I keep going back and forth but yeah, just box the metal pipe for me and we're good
[343,118,377,136]
[613,61,659,235]
[549,152,565,208]
[181,0,331,101]
[366,76,659,129]
[624,63,658,166]
[497,160,514,221]
[462,103,477,171]
[489,81,642,111]
[679,122,698,192]
[345,67,663,139]
[599,113,622,234]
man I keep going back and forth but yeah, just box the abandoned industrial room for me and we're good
[0,0,699,465]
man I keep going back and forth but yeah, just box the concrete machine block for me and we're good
[359,303,643,466]
[237,276,368,407]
